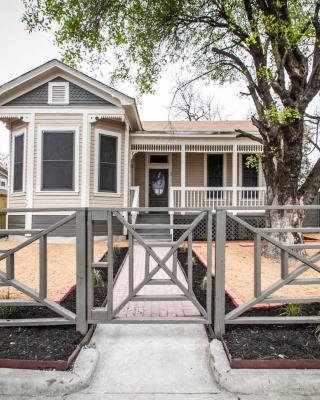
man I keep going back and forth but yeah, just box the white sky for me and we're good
[0,0,254,156]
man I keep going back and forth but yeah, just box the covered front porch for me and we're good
[129,137,266,210]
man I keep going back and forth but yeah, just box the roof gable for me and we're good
[4,76,112,107]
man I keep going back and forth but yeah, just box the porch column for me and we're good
[181,144,186,208]
[232,144,238,206]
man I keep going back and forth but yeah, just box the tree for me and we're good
[23,0,320,258]
[170,80,224,121]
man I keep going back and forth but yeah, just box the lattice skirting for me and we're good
[173,214,265,241]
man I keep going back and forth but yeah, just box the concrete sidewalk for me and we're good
[70,324,220,398]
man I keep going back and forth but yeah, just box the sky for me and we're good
[0,0,254,157]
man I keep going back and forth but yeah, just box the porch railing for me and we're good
[130,186,140,224]
[170,186,266,208]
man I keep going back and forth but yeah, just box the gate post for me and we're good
[76,209,88,334]
[214,209,226,338]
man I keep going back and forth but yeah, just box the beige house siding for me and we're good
[186,153,204,187]
[134,152,145,207]
[32,113,83,208]
[89,119,126,207]
[8,120,28,208]
[172,153,181,186]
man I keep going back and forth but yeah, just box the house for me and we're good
[0,59,266,239]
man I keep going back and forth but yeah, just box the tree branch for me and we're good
[298,157,320,203]
[235,129,264,144]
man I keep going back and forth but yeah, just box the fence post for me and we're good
[206,210,213,324]
[214,209,226,338]
[76,209,88,334]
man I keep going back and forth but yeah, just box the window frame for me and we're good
[11,130,26,195]
[48,82,70,105]
[94,129,121,196]
[36,126,80,194]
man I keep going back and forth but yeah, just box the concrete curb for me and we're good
[0,346,98,396]
[209,339,320,396]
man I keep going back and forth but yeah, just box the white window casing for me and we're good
[94,129,121,196]
[11,129,26,195]
[36,126,80,194]
[48,82,69,105]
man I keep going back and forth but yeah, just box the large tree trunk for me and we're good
[259,120,308,260]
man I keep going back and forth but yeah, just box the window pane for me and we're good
[242,154,258,187]
[13,162,23,191]
[13,134,24,192]
[43,131,74,160]
[100,135,117,163]
[14,135,24,163]
[207,154,223,187]
[42,161,74,190]
[150,155,168,163]
[99,163,116,192]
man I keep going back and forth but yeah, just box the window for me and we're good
[242,154,258,198]
[48,82,69,104]
[98,134,118,192]
[41,131,75,191]
[149,155,168,163]
[13,134,24,192]
[0,179,6,188]
[207,154,223,199]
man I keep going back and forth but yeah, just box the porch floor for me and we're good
[113,244,200,318]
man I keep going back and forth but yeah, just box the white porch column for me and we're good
[232,144,238,207]
[25,113,35,232]
[181,144,186,208]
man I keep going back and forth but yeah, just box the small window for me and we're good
[42,131,74,190]
[149,155,168,163]
[48,82,69,104]
[99,134,118,192]
[13,134,24,192]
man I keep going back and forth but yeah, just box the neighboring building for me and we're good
[0,165,7,194]
[0,59,266,238]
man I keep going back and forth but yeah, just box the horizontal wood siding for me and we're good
[31,215,123,236]
[186,153,204,187]
[89,119,126,207]
[8,120,28,209]
[172,153,181,186]
[134,152,145,207]
[33,113,83,208]
[8,214,25,229]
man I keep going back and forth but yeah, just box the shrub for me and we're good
[92,269,104,287]
[280,303,302,317]
[0,289,16,319]
[113,245,121,258]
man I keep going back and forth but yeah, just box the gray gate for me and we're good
[84,208,213,329]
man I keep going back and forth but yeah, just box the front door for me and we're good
[149,169,168,208]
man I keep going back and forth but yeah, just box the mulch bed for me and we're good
[0,247,127,365]
[178,248,320,364]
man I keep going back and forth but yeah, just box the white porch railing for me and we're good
[130,186,140,223]
[169,187,266,208]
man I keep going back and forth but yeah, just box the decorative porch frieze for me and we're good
[0,113,31,128]
[88,113,125,123]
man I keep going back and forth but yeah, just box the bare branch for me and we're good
[235,129,263,144]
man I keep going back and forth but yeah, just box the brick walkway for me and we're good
[113,244,200,318]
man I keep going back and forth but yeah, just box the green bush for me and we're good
[280,303,302,317]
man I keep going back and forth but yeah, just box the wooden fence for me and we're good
[0,194,6,229]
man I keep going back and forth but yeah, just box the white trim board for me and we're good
[93,128,122,196]
[10,128,27,196]
[36,126,80,194]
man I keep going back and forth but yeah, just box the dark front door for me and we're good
[149,169,168,208]
[207,154,223,198]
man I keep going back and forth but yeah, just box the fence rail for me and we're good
[214,205,320,338]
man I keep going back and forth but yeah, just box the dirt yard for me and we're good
[0,238,110,300]
[193,240,320,304]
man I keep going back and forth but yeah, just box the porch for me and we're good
[129,140,266,210]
